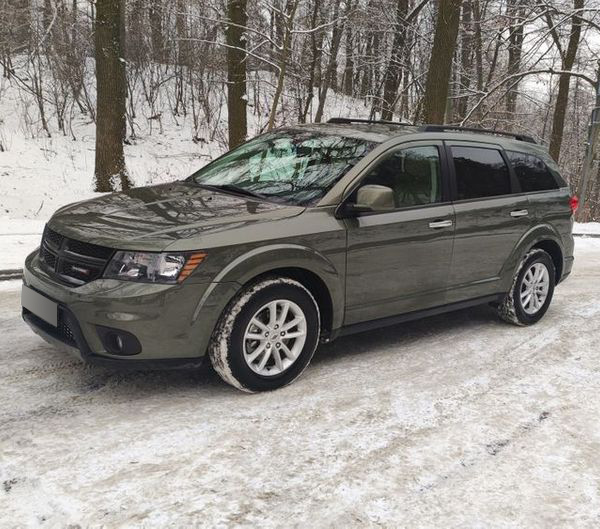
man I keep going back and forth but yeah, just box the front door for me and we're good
[343,141,455,325]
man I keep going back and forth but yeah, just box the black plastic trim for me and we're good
[421,124,536,144]
[328,117,412,126]
[96,325,142,356]
[338,294,504,337]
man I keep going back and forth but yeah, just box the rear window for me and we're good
[506,151,559,192]
[451,146,511,200]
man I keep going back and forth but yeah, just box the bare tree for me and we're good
[422,0,462,123]
[94,0,131,192]
[505,0,525,117]
[267,0,299,130]
[547,0,584,161]
[314,0,350,123]
[226,0,248,148]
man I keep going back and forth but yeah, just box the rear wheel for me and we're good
[209,277,320,392]
[498,249,555,326]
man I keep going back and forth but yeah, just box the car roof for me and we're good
[293,121,548,157]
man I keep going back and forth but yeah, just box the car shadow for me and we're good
[312,302,501,366]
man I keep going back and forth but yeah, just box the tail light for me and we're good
[569,195,579,214]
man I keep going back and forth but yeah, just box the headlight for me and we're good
[104,251,206,284]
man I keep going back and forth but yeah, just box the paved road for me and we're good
[1,239,600,528]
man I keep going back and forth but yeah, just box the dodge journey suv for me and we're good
[22,119,575,392]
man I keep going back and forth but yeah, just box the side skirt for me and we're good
[337,294,504,338]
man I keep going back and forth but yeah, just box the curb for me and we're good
[573,233,600,239]
[0,269,22,282]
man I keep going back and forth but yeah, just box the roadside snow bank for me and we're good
[0,218,45,269]
[573,222,600,236]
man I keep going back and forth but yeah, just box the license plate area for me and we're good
[22,285,58,327]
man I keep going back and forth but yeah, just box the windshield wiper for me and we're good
[194,183,265,200]
[217,184,266,199]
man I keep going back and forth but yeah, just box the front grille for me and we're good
[40,245,57,268]
[45,228,64,248]
[39,226,114,285]
[66,238,114,260]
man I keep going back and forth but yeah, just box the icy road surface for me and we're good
[1,239,600,528]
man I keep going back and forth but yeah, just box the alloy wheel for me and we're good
[520,262,550,315]
[243,299,307,376]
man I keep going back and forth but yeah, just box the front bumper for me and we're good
[22,250,240,368]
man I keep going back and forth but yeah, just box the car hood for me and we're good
[48,181,305,251]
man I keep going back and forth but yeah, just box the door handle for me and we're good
[428,219,453,229]
[510,209,529,217]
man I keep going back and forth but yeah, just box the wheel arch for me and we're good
[530,239,563,283]
[195,243,344,340]
[503,224,565,289]
[240,267,335,339]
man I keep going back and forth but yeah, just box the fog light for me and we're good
[96,326,142,356]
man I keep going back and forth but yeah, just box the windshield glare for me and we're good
[190,129,375,206]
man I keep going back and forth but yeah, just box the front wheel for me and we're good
[498,249,556,326]
[209,277,320,392]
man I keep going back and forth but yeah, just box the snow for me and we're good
[0,218,45,269]
[573,221,600,236]
[1,238,600,527]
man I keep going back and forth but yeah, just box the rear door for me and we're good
[445,141,532,303]
[343,140,455,325]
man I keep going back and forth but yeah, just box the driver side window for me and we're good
[360,146,442,208]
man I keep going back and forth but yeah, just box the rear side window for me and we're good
[506,151,560,192]
[451,146,511,199]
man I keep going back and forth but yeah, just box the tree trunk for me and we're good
[148,0,165,63]
[381,0,408,120]
[10,0,31,54]
[226,0,248,148]
[94,0,130,192]
[455,0,473,121]
[473,0,484,114]
[176,0,189,66]
[267,0,298,130]
[505,0,524,117]
[359,32,373,98]
[549,0,583,162]
[301,0,323,122]
[328,2,344,94]
[315,1,347,123]
[343,23,354,96]
[422,0,462,124]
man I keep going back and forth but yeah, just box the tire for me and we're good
[209,277,320,392]
[498,249,556,326]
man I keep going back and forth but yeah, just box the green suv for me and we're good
[21,119,575,392]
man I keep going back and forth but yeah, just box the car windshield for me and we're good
[189,129,375,206]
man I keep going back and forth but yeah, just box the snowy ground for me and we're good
[1,237,600,527]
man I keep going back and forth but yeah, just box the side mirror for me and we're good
[339,185,394,217]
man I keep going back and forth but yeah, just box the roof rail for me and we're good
[420,124,536,144]
[327,117,413,126]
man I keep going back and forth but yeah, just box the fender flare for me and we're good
[501,223,565,289]
[193,243,345,331]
